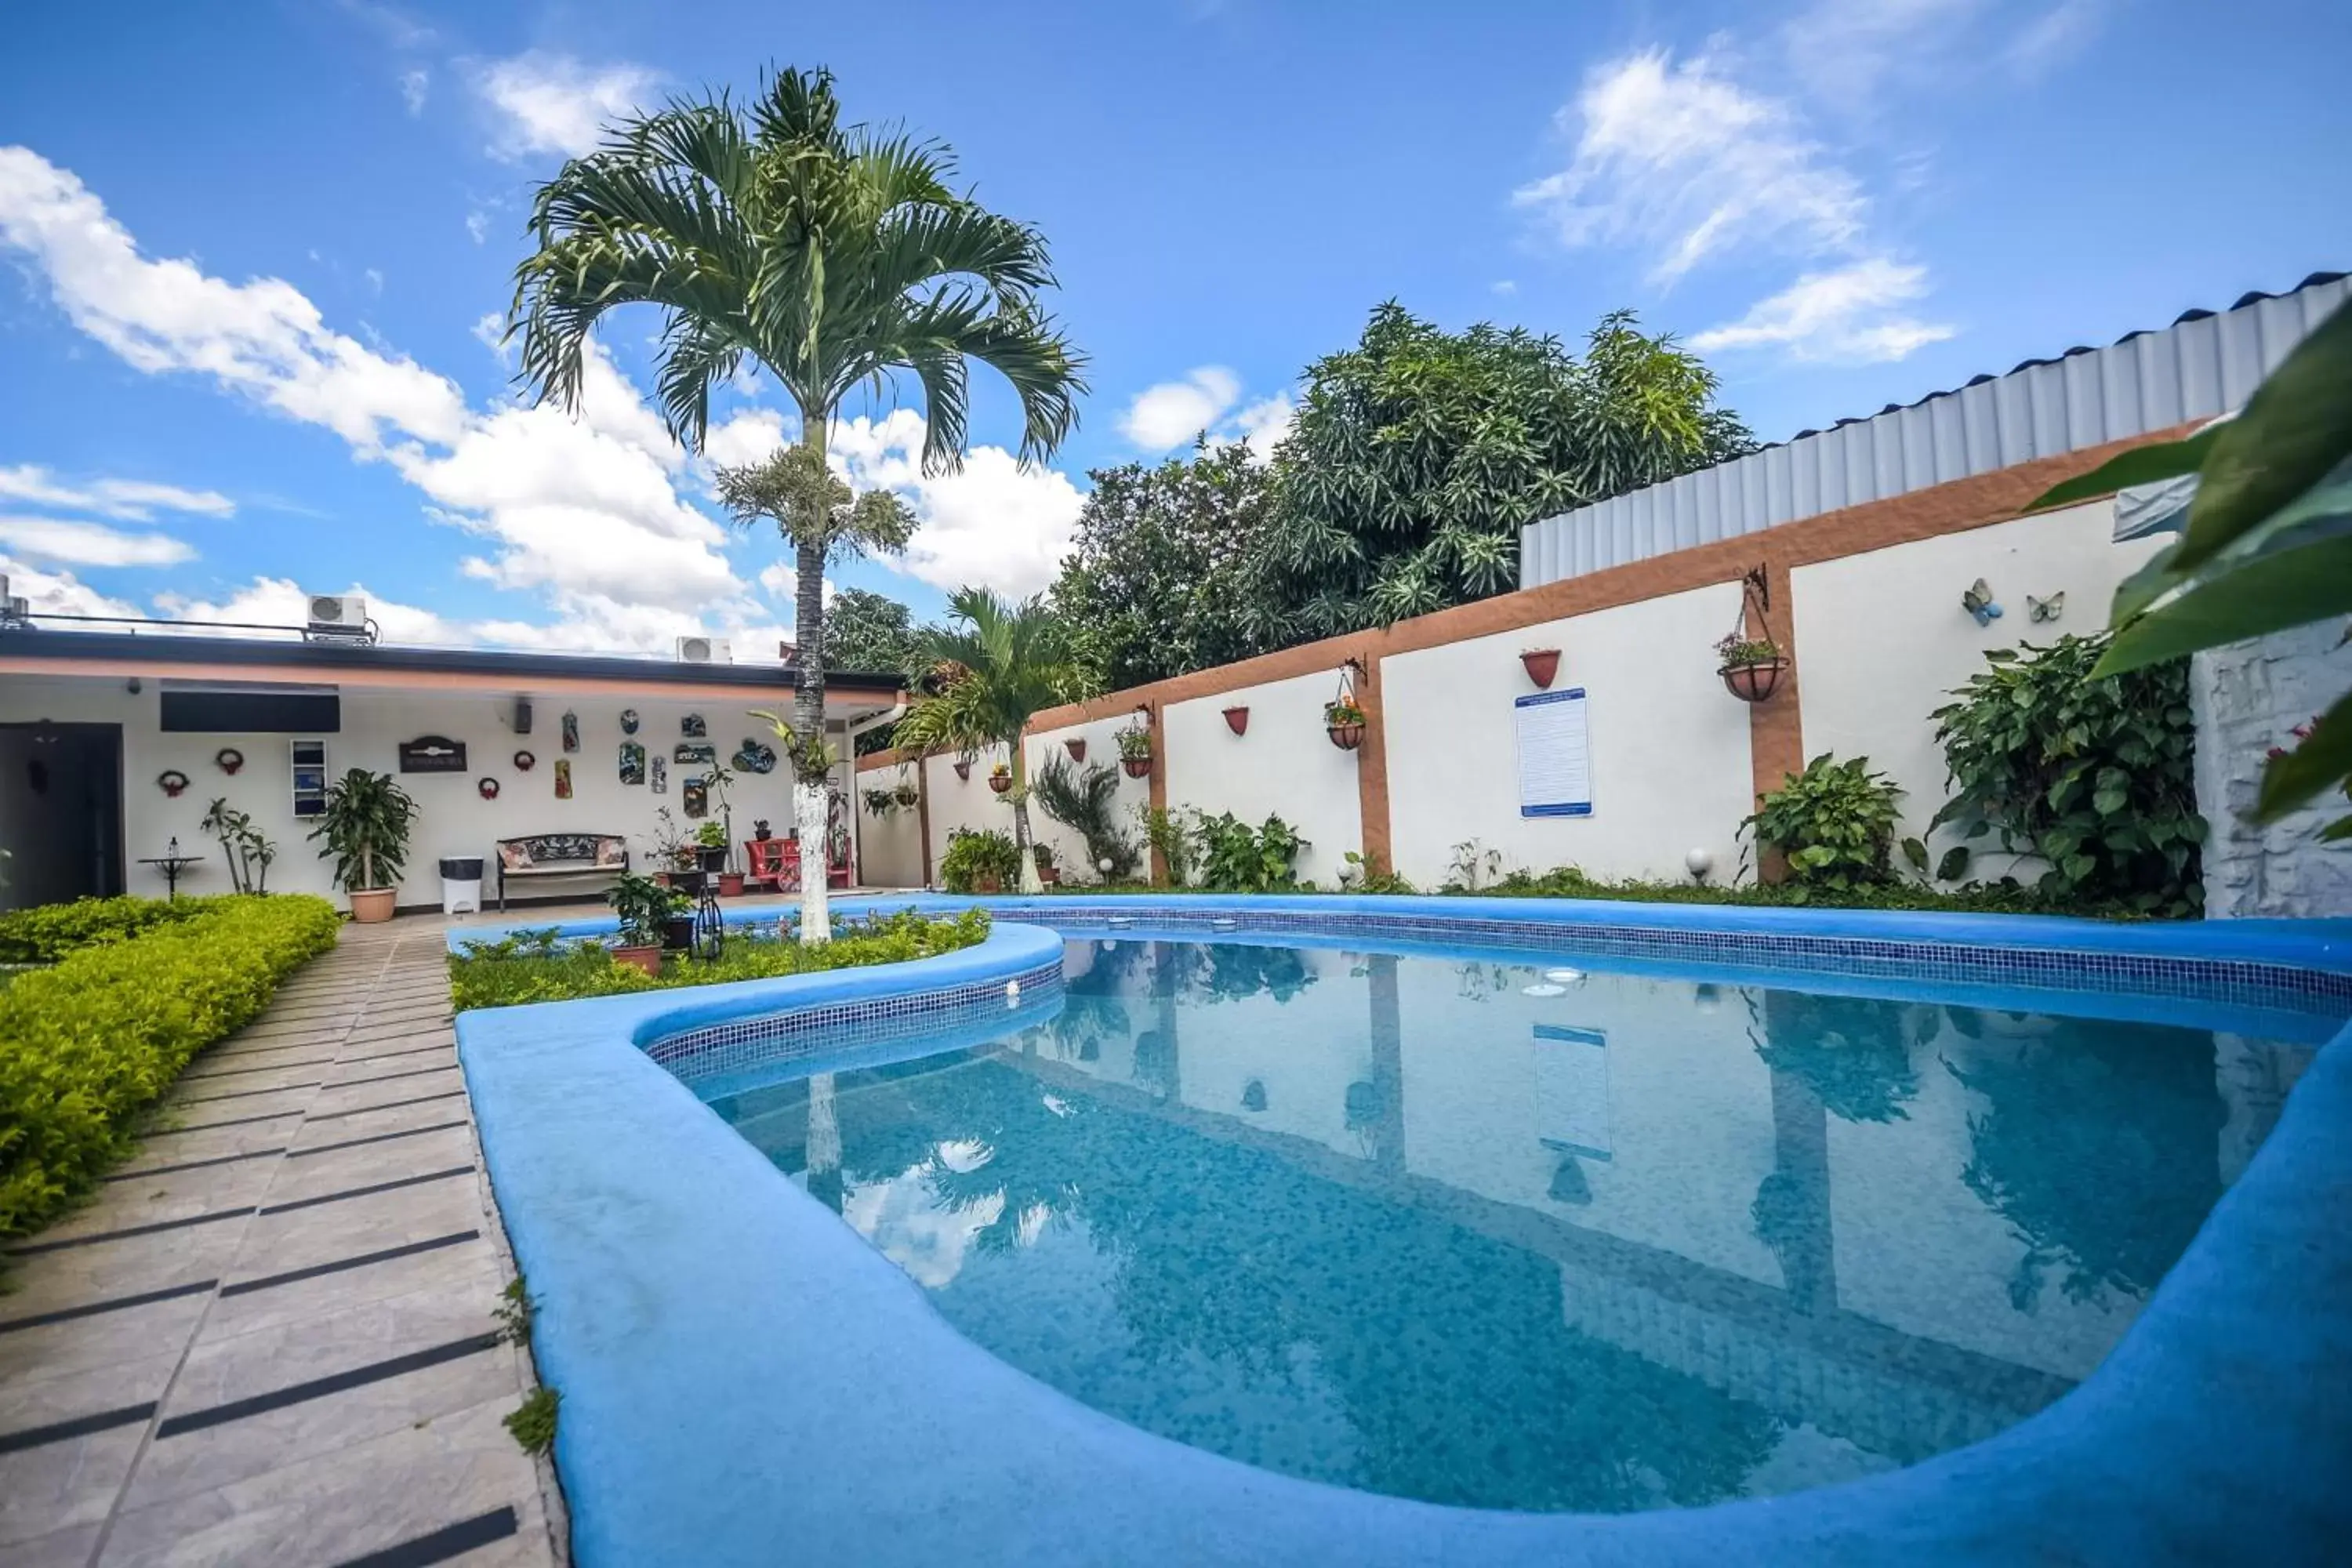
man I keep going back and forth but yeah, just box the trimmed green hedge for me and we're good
[448,909,992,1011]
[1,895,342,1237]
[0,894,228,964]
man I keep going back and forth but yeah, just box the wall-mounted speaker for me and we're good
[514,697,533,735]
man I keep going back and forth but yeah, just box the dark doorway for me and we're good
[0,723,125,912]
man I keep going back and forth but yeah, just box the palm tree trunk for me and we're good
[794,419,833,944]
[1011,739,1044,894]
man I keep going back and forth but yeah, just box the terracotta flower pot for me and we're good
[1520,648,1561,688]
[1327,721,1364,751]
[718,873,745,897]
[612,945,662,977]
[1065,738,1087,762]
[652,872,670,889]
[1719,657,1789,703]
[347,887,397,924]
[975,873,1003,894]
[1223,706,1250,736]
[1121,756,1152,779]
[989,773,1013,795]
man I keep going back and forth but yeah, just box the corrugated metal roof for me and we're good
[1519,271,2350,588]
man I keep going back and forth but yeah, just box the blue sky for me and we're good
[1,0,2345,654]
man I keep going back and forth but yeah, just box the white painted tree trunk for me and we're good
[796,779,831,943]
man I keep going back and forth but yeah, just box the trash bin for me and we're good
[439,856,485,916]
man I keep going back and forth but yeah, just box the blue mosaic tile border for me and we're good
[648,960,1065,1087]
[982,904,2352,1017]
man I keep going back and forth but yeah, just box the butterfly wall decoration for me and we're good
[2027,592,2064,623]
[1962,579,2004,626]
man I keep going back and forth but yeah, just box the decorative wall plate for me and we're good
[478,777,501,800]
[731,738,777,774]
[513,750,535,771]
[214,747,245,775]
[561,711,581,753]
[650,755,667,794]
[680,713,707,738]
[681,775,710,818]
[554,758,574,800]
[619,709,641,735]
[674,742,717,765]
[619,740,647,786]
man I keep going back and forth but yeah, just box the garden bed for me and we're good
[448,908,993,1011]
[0,893,342,1237]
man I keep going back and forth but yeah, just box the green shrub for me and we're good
[1745,754,1903,898]
[1475,865,2155,918]
[1930,633,2204,916]
[0,894,341,1236]
[0,894,228,964]
[1196,812,1306,891]
[448,908,992,1010]
[939,829,1022,893]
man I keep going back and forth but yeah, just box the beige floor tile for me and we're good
[258,1127,476,1209]
[282,1095,474,1152]
[226,1181,487,1286]
[99,1396,550,1568]
[0,1290,212,1388]
[204,1236,498,1345]
[305,1065,465,1119]
[0,1522,103,1567]
[0,1352,176,1547]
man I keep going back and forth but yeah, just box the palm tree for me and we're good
[509,65,1086,941]
[896,589,1095,893]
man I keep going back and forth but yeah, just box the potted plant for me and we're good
[648,808,695,886]
[1116,722,1153,779]
[989,760,1014,795]
[862,787,899,818]
[1715,630,1790,703]
[694,819,729,876]
[1520,648,1562,688]
[1033,841,1060,886]
[892,773,920,808]
[308,768,418,923]
[1325,698,1367,751]
[606,871,682,976]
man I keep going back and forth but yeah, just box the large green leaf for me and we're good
[2096,530,2352,675]
[2254,688,2352,823]
[2179,304,2352,569]
[2024,424,2218,514]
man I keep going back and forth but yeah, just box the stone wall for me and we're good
[2193,621,2352,918]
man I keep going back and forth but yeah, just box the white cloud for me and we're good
[1778,0,1984,112]
[0,147,470,454]
[465,209,490,245]
[0,554,144,619]
[1490,279,1518,296]
[399,67,430,115]
[470,310,509,360]
[833,410,1084,598]
[1119,366,1241,451]
[472,52,659,162]
[1514,49,1865,285]
[2005,0,2103,80]
[0,465,232,521]
[0,516,194,567]
[702,407,797,470]
[154,575,463,644]
[1231,391,1296,461]
[1690,258,1956,363]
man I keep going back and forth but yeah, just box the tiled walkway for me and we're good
[0,920,561,1568]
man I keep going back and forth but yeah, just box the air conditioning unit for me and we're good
[675,635,732,665]
[304,593,371,639]
[0,575,25,627]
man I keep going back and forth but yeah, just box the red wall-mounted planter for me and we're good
[1065,738,1087,762]
[952,759,971,782]
[1521,648,1562,688]
[1222,706,1250,736]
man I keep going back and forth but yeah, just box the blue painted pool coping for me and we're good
[455,902,2352,1566]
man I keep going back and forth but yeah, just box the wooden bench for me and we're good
[495,833,630,911]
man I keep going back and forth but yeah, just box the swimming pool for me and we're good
[698,933,2316,1514]
[453,896,2352,1565]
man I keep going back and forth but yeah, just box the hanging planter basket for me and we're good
[1222,706,1250,737]
[214,746,245,775]
[1719,657,1789,704]
[1065,738,1087,762]
[953,758,972,782]
[1520,649,1561,689]
[1121,755,1152,779]
[1327,721,1365,751]
[989,770,1014,795]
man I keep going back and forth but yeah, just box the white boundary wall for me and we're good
[1163,667,1363,889]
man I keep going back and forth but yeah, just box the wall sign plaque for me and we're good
[619,741,647,786]
[674,742,717,766]
[397,735,469,774]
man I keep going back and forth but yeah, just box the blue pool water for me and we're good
[701,935,2316,1514]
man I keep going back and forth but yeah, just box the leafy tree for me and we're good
[510,65,1084,940]
[895,589,1096,891]
[1051,440,1271,688]
[1247,303,1753,645]
[822,586,923,676]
